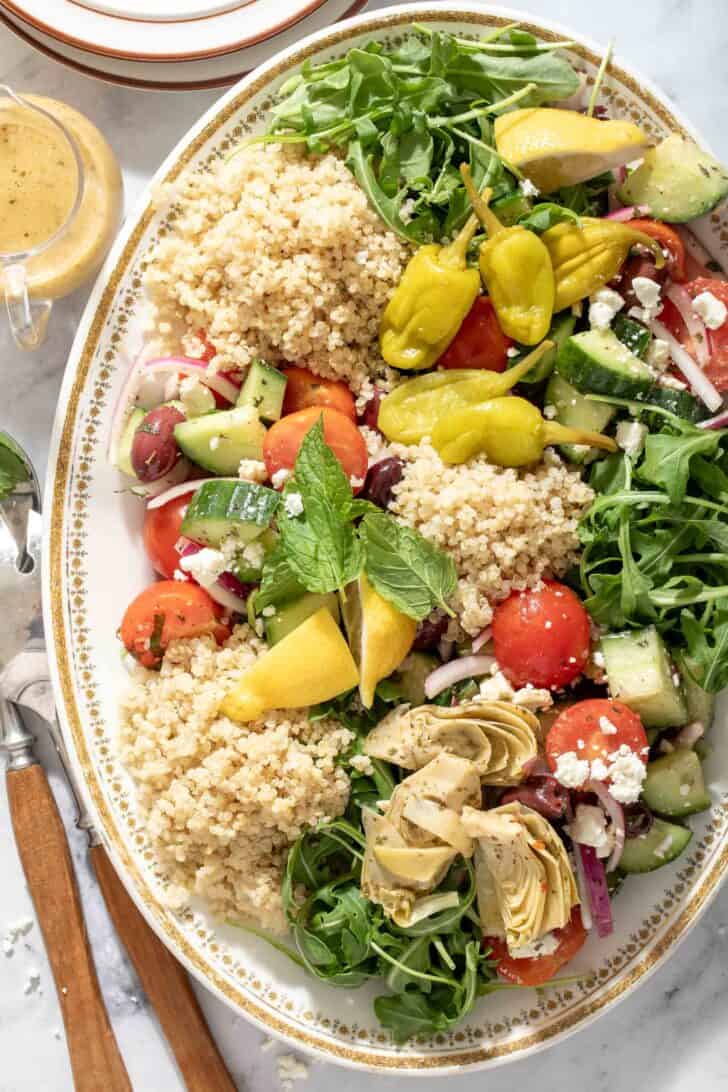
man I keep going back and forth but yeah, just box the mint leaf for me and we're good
[640,431,720,504]
[278,418,363,594]
[360,510,457,620]
[0,434,29,501]
[254,540,306,613]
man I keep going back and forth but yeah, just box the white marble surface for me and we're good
[2,2,728,1089]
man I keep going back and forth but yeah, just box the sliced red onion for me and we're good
[206,580,248,613]
[128,457,191,498]
[650,319,723,412]
[108,352,148,465]
[424,655,496,700]
[698,407,728,430]
[578,844,613,938]
[471,626,492,653]
[584,779,626,873]
[571,841,593,932]
[143,358,240,404]
[146,477,232,511]
[665,284,710,367]
[176,541,248,613]
[604,204,649,223]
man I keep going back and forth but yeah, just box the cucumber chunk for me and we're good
[642,749,711,818]
[642,385,711,425]
[229,529,277,582]
[617,134,728,223]
[674,651,716,729]
[619,817,692,873]
[612,314,650,360]
[600,626,688,728]
[116,407,145,478]
[557,329,656,400]
[237,360,287,423]
[180,480,279,547]
[265,592,340,646]
[509,312,575,384]
[545,372,615,464]
[175,405,266,474]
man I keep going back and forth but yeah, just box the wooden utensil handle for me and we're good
[90,845,236,1092]
[7,765,131,1092]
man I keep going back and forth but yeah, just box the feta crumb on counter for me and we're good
[589,287,624,330]
[277,1053,309,1090]
[554,750,590,788]
[567,803,614,858]
[693,290,727,330]
[179,547,226,588]
[24,969,41,996]
[616,420,648,458]
[284,492,304,517]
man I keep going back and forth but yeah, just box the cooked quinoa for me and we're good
[144,144,409,391]
[119,625,353,932]
[389,442,594,636]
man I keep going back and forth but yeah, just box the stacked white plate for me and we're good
[0,0,368,89]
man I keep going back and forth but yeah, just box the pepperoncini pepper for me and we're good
[379,341,554,444]
[379,214,481,371]
[431,396,618,467]
[542,218,666,312]
[461,164,555,345]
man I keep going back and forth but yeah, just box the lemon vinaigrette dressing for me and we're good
[0,105,79,255]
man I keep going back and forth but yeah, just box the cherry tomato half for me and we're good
[282,366,356,421]
[438,296,514,372]
[545,698,649,778]
[485,908,587,987]
[119,581,229,669]
[686,278,728,392]
[142,487,198,579]
[263,406,368,490]
[629,219,687,282]
[492,580,591,689]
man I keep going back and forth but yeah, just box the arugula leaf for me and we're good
[374,991,449,1042]
[681,608,728,693]
[0,433,29,501]
[360,510,457,620]
[640,430,721,504]
[518,201,580,233]
[278,418,363,595]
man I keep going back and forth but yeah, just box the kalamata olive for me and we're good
[358,389,383,432]
[624,801,654,838]
[131,405,186,483]
[611,254,669,307]
[361,456,403,509]
[413,610,448,651]
[501,776,569,821]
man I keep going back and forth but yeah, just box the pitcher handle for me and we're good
[3,263,52,350]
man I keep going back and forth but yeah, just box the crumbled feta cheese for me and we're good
[349,753,375,776]
[589,287,624,329]
[284,492,304,517]
[350,476,365,489]
[567,803,614,858]
[615,420,648,458]
[506,346,520,359]
[179,376,215,418]
[240,539,265,568]
[179,548,226,588]
[605,743,647,803]
[693,290,727,330]
[238,458,268,483]
[261,605,276,618]
[590,757,609,781]
[209,436,221,451]
[509,932,561,959]
[478,670,515,703]
[519,177,540,198]
[271,468,291,488]
[543,404,558,420]
[553,750,589,788]
[598,715,618,735]
[647,337,670,371]
[632,276,663,321]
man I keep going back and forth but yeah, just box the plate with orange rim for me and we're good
[43,2,728,1074]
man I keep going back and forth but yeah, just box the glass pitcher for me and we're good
[0,87,86,350]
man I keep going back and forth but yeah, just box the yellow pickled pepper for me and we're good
[379,213,481,371]
[460,164,555,345]
[542,218,665,312]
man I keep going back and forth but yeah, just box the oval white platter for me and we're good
[44,2,728,1075]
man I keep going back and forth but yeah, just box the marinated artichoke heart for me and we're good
[364,701,540,785]
[461,801,579,953]
[361,754,480,925]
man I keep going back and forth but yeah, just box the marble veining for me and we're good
[1,2,728,1088]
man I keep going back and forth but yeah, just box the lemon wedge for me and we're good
[342,573,417,708]
[220,608,359,723]
[495,108,651,193]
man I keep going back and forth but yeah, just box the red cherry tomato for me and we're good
[282,366,356,421]
[492,580,591,689]
[195,328,217,363]
[142,487,198,579]
[628,219,687,282]
[485,908,587,987]
[686,278,728,392]
[119,581,230,669]
[438,296,514,372]
[263,406,368,490]
[545,699,649,779]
